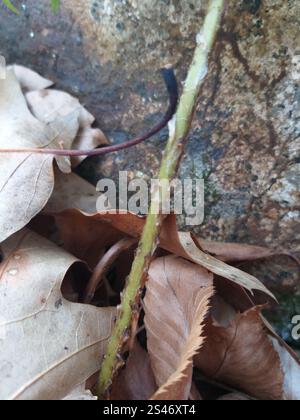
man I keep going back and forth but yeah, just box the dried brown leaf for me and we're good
[26,89,94,128]
[270,336,300,400]
[8,64,53,91]
[199,240,280,262]
[133,215,275,299]
[53,210,126,268]
[0,66,106,242]
[48,211,274,301]
[72,127,109,167]
[26,88,109,167]
[100,213,275,299]
[111,341,157,400]
[0,70,76,241]
[0,229,116,400]
[144,256,214,400]
[195,298,300,400]
[45,170,99,214]
[177,232,275,300]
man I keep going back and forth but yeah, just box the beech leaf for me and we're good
[144,256,214,400]
[195,298,300,400]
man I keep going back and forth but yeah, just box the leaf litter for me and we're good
[0,65,299,400]
[0,65,107,242]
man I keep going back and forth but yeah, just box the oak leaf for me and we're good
[0,67,107,242]
[0,229,115,400]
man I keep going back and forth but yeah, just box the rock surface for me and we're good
[0,0,299,344]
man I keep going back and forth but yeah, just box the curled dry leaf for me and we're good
[25,88,109,167]
[26,89,95,128]
[195,298,300,400]
[0,70,66,242]
[0,229,116,400]
[53,210,127,268]
[8,64,53,92]
[160,216,276,300]
[45,171,99,214]
[71,127,109,167]
[110,341,157,400]
[0,66,108,242]
[44,172,297,267]
[270,337,300,400]
[48,210,274,301]
[40,169,299,281]
[180,233,276,300]
[198,240,288,263]
[47,167,297,255]
[144,256,214,400]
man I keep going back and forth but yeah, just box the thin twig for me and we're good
[97,0,226,398]
[83,237,138,304]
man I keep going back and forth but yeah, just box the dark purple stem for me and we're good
[1,68,178,157]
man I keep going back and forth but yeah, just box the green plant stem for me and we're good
[97,0,225,398]
[2,0,19,14]
[51,0,60,13]
[2,0,60,13]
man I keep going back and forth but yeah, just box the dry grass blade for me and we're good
[178,232,276,300]
[144,256,214,400]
